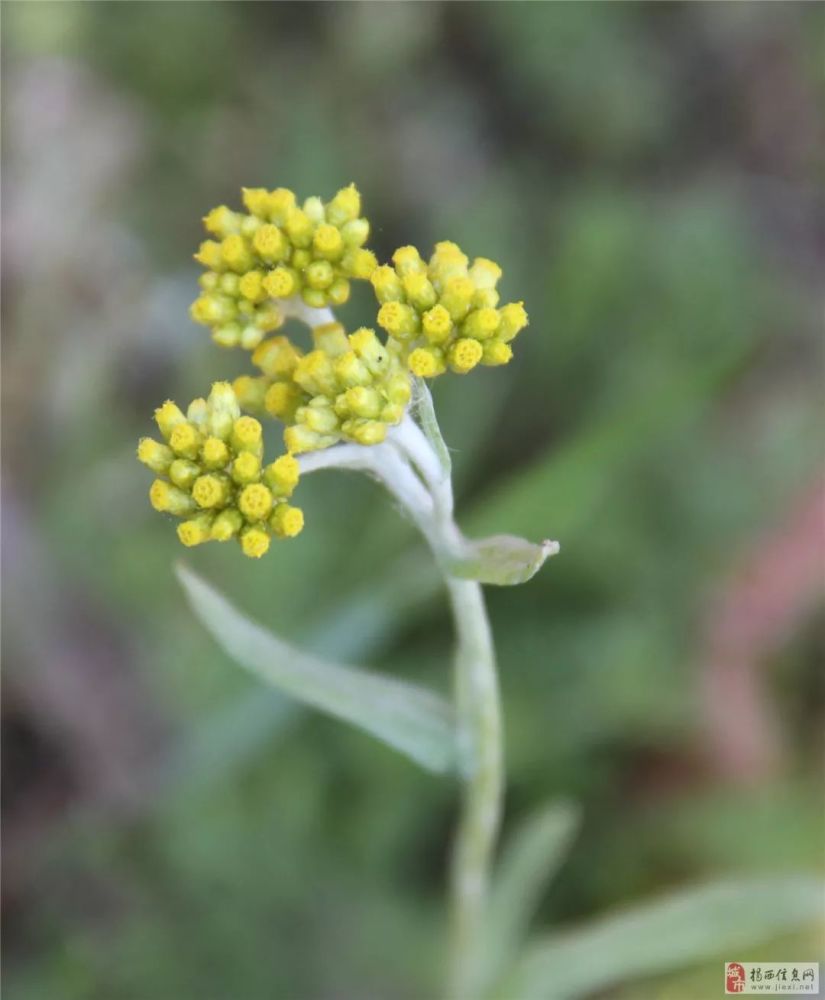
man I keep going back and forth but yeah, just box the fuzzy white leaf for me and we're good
[176,564,457,774]
[501,876,825,1000]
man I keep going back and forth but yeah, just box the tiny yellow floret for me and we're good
[408,348,441,378]
[448,338,483,374]
[271,504,304,538]
[232,416,263,452]
[241,527,271,559]
[169,423,201,460]
[239,483,274,521]
[192,474,229,509]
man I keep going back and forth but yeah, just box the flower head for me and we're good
[233,321,411,453]
[190,184,377,348]
[138,382,303,557]
[371,242,528,377]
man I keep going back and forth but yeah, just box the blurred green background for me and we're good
[2,3,823,998]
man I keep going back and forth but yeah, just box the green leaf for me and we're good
[501,876,825,1000]
[446,534,560,586]
[176,563,457,774]
[474,801,580,998]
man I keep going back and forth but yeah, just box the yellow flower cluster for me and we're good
[137,382,303,558]
[234,321,411,453]
[189,184,377,349]
[371,242,528,377]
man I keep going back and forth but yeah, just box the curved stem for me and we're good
[446,575,503,1000]
[299,410,504,1000]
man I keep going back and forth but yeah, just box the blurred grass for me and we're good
[3,2,823,998]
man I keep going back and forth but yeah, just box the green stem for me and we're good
[446,574,503,1000]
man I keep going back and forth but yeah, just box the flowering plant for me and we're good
[138,185,820,999]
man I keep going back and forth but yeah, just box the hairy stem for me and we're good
[446,574,503,1000]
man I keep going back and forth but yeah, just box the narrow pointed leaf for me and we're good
[473,801,580,998]
[446,533,560,586]
[176,564,456,774]
[501,876,825,1000]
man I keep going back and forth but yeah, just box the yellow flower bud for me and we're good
[203,205,241,237]
[210,508,244,542]
[212,324,241,348]
[377,302,419,341]
[290,248,312,271]
[241,526,271,559]
[312,322,349,357]
[150,479,196,516]
[169,423,201,460]
[340,386,382,419]
[192,474,231,509]
[448,338,483,374]
[190,294,236,327]
[238,270,266,303]
[469,257,502,290]
[241,187,271,218]
[231,451,261,485]
[293,350,339,397]
[284,208,314,248]
[393,245,425,277]
[326,183,361,226]
[268,188,297,225]
[481,340,513,366]
[155,400,187,440]
[199,271,220,291]
[206,381,241,439]
[221,235,254,272]
[439,276,475,321]
[169,459,201,490]
[346,419,387,446]
[342,248,377,280]
[240,325,265,350]
[340,218,369,247]
[252,336,302,377]
[421,304,453,345]
[232,416,263,454]
[270,503,304,538]
[219,273,240,296]
[303,196,325,224]
[305,260,335,290]
[327,278,351,305]
[137,437,174,474]
[472,287,500,310]
[386,372,412,406]
[313,223,344,261]
[264,381,303,422]
[177,513,214,547]
[283,423,335,454]
[408,347,445,379]
[239,483,274,521]
[381,402,406,424]
[262,267,298,299]
[349,327,390,373]
[253,303,284,333]
[334,350,371,387]
[201,436,230,469]
[264,454,300,495]
[497,302,529,342]
[462,307,500,341]
[233,375,269,413]
[252,224,288,264]
[300,287,327,309]
[194,240,224,270]
[403,272,438,311]
[371,265,404,304]
[298,401,339,434]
